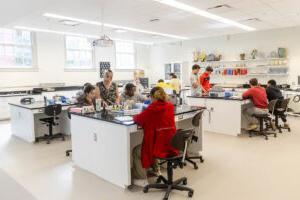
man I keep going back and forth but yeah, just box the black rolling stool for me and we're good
[143,129,194,200]
[273,99,291,133]
[183,111,204,169]
[36,104,65,144]
[249,113,276,140]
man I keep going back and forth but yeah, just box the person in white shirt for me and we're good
[190,64,201,96]
[169,73,181,94]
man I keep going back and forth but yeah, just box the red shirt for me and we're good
[199,72,211,92]
[242,86,268,109]
[133,101,178,168]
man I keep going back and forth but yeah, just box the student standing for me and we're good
[199,66,213,95]
[190,64,201,96]
[96,70,120,106]
[169,73,181,94]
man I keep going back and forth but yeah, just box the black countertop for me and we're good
[9,101,75,110]
[187,95,245,101]
[0,86,82,97]
[71,105,205,126]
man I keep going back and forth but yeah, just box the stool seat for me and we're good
[157,155,183,161]
[276,108,285,112]
[252,113,269,118]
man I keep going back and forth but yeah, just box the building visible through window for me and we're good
[115,41,135,70]
[65,36,94,68]
[0,28,33,68]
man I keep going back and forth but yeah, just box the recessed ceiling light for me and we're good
[14,26,153,45]
[43,13,188,40]
[59,20,80,26]
[153,0,256,31]
[114,29,127,33]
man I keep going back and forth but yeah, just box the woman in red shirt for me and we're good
[132,87,178,182]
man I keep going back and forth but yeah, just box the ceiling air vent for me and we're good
[241,18,262,22]
[207,4,232,11]
[59,20,80,27]
[149,18,160,23]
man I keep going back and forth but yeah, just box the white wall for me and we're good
[0,32,150,88]
[149,26,300,86]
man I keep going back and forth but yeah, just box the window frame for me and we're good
[0,29,37,71]
[64,35,96,71]
[115,41,136,71]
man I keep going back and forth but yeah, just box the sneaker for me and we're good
[246,124,258,131]
[133,179,149,187]
[284,123,290,129]
[270,121,276,130]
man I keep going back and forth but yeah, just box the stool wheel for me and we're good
[200,157,204,163]
[265,136,268,140]
[143,186,149,193]
[188,191,194,197]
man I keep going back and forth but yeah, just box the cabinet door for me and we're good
[0,99,10,120]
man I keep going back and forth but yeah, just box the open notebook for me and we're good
[114,116,134,125]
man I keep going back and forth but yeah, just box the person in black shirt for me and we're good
[266,80,289,128]
[266,80,283,102]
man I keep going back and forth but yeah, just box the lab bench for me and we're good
[9,101,75,143]
[70,105,205,188]
[187,96,251,136]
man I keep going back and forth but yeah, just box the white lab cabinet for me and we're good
[0,90,79,120]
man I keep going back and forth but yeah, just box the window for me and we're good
[115,41,135,70]
[0,28,34,68]
[65,36,94,69]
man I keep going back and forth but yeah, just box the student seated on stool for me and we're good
[132,87,178,186]
[266,79,289,129]
[242,78,269,131]
[76,84,96,107]
[120,83,147,108]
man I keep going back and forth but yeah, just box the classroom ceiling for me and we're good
[1,0,300,43]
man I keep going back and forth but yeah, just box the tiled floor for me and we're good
[1,117,300,200]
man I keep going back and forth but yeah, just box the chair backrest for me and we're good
[192,111,203,127]
[44,104,62,116]
[280,98,290,111]
[170,129,194,152]
[268,99,278,114]
[275,98,290,112]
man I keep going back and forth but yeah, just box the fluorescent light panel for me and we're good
[43,13,188,40]
[154,0,256,31]
[14,26,153,45]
